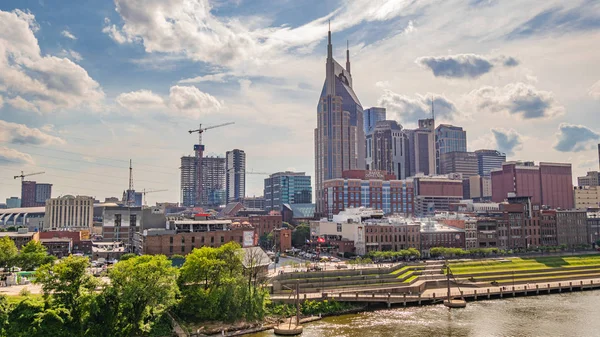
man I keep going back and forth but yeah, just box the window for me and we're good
[130,214,137,226]
[169,237,173,244]
[169,246,173,253]
[221,236,224,243]
[191,236,195,244]
[115,214,122,227]
[181,245,185,253]
[201,236,205,243]
[211,237,214,243]
[337,223,342,232]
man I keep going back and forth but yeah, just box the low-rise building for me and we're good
[419,220,465,256]
[101,206,142,249]
[92,241,126,261]
[588,211,600,246]
[40,238,72,258]
[0,229,39,249]
[556,210,589,247]
[476,218,498,248]
[38,230,92,255]
[574,186,600,209]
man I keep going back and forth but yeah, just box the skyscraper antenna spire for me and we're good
[346,39,351,73]
[431,95,435,120]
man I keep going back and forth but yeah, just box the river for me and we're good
[251,291,600,337]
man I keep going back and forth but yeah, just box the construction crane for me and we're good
[188,122,235,147]
[141,189,168,206]
[13,171,45,182]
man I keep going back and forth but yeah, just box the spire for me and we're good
[346,40,351,73]
[431,96,435,120]
[327,20,332,60]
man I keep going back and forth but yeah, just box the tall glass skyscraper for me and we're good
[226,149,246,203]
[314,27,365,215]
[264,172,312,212]
[364,107,386,134]
[435,124,467,174]
[475,149,506,176]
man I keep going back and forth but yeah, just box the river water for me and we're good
[251,291,600,337]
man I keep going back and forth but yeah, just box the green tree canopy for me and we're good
[108,255,179,336]
[292,224,310,247]
[15,240,55,271]
[0,236,18,270]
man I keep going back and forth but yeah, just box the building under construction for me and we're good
[180,155,226,208]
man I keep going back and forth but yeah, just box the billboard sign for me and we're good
[243,231,254,247]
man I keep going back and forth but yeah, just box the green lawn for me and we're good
[5,293,44,305]
[403,275,418,283]
[448,255,600,275]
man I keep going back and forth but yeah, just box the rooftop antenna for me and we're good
[431,95,435,120]
[127,159,134,206]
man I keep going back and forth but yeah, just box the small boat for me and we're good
[443,264,467,309]
[274,282,304,335]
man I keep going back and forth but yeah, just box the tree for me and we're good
[119,253,137,261]
[108,255,179,336]
[0,237,17,270]
[0,295,8,337]
[292,224,310,247]
[35,255,97,335]
[16,240,55,271]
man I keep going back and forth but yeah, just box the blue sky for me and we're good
[1,0,599,204]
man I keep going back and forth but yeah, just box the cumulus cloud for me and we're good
[0,120,65,145]
[116,89,165,111]
[415,53,519,79]
[60,49,83,62]
[116,86,222,119]
[491,128,523,156]
[0,146,34,165]
[61,29,76,40]
[0,10,104,113]
[589,80,600,99]
[378,90,458,124]
[102,0,421,68]
[554,123,600,152]
[467,82,564,119]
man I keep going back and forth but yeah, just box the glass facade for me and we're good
[364,107,386,134]
[435,124,467,174]
[264,172,312,211]
[475,149,506,176]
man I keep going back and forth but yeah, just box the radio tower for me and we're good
[127,159,134,206]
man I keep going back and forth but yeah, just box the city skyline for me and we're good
[1,0,599,205]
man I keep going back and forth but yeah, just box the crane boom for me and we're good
[141,188,168,206]
[13,171,45,182]
[188,122,234,148]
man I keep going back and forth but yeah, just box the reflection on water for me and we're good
[251,291,600,337]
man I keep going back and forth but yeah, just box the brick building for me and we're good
[491,161,573,209]
[38,230,93,255]
[419,220,465,256]
[323,170,414,218]
[476,218,498,248]
[0,230,39,249]
[556,210,588,247]
[413,176,463,217]
[364,223,421,253]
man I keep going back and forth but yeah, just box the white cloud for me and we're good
[61,49,83,62]
[467,82,564,119]
[116,89,165,111]
[0,146,34,165]
[589,80,600,99]
[0,10,105,113]
[377,90,458,125]
[178,73,229,84]
[0,95,3,108]
[61,29,76,40]
[0,120,65,145]
[101,18,132,44]
[116,86,222,119]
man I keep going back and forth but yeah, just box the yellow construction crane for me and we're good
[188,122,235,147]
[13,171,45,182]
[141,188,168,206]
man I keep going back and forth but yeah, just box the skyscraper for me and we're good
[365,120,411,179]
[435,124,467,174]
[314,27,365,215]
[475,149,506,176]
[180,155,197,207]
[407,118,436,176]
[264,172,312,212]
[21,181,52,207]
[202,156,226,207]
[226,149,246,203]
[439,152,478,178]
[363,107,386,134]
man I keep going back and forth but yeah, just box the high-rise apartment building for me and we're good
[407,118,436,177]
[435,124,467,174]
[439,152,478,178]
[21,181,52,207]
[264,172,312,212]
[363,107,386,134]
[44,195,94,230]
[180,155,197,207]
[475,149,506,177]
[202,156,226,207]
[365,120,411,179]
[314,27,365,215]
[226,149,246,203]
[491,161,574,209]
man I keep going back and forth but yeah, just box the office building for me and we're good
[578,171,600,187]
[264,172,312,212]
[241,196,266,210]
[6,197,21,208]
[44,195,94,230]
[180,155,197,207]
[573,186,600,209]
[475,149,506,176]
[21,181,52,207]
[202,156,226,207]
[413,175,463,217]
[468,175,492,201]
[35,183,52,205]
[102,206,142,247]
[363,107,386,134]
[226,149,246,203]
[407,118,436,177]
[439,151,478,178]
[556,210,588,247]
[491,161,574,209]
[314,27,365,216]
[323,170,414,218]
[435,124,467,174]
[365,120,411,179]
